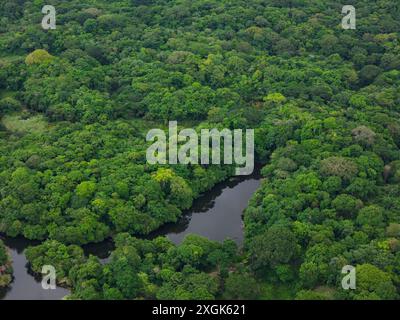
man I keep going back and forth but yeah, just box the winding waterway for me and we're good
[0,171,261,300]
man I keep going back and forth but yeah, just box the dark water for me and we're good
[0,236,70,300]
[0,171,261,300]
[82,239,115,264]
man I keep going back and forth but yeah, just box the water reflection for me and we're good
[82,240,115,264]
[148,171,261,244]
[0,236,70,300]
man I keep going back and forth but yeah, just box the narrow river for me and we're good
[0,171,261,300]
[148,172,261,244]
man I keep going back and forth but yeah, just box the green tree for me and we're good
[248,225,297,272]
[354,264,398,300]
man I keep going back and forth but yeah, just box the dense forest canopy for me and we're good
[0,0,400,299]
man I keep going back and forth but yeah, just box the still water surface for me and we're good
[148,173,261,244]
[0,172,261,300]
[0,237,70,300]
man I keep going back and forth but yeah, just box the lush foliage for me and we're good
[0,240,12,287]
[1,0,400,299]
[27,234,244,300]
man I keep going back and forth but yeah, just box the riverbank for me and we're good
[0,167,262,300]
